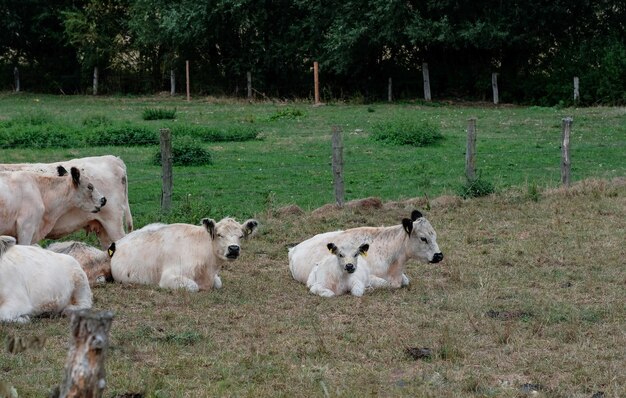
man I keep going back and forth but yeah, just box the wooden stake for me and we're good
[388,77,392,102]
[422,62,431,101]
[170,69,176,96]
[466,118,477,181]
[160,128,173,212]
[561,117,573,187]
[92,66,98,96]
[314,61,320,105]
[13,67,19,93]
[332,126,344,207]
[492,72,499,105]
[247,71,252,99]
[186,60,190,102]
[573,77,579,102]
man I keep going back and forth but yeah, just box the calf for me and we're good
[46,241,116,285]
[111,217,259,291]
[289,210,443,288]
[307,242,370,297]
[0,166,106,245]
[0,236,92,323]
[0,156,133,249]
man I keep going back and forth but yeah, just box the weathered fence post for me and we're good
[57,310,114,398]
[388,77,392,102]
[247,71,252,99]
[13,67,20,93]
[332,126,345,207]
[561,117,573,187]
[170,69,176,96]
[185,60,190,102]
[492,73,499,105]
[92,66,98,96]
[422,62,431,101]
[160,128,173,212]
[313,62,321,105]
[573,77,579,102]
[466,118,477,181]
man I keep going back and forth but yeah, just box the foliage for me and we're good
[87,125,158,146]
[458,177,496,199]
[371,119,443,147]
[267,107,305,121]
[171,125,259,142]
[152,136,212,166]
[142,107,177,120]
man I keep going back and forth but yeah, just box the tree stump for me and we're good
[57,310,114,398]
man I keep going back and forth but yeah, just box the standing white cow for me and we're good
[0,236,92,323]
[306,242,371,297]
[0,166,106,245]
[289,210,443,288]
[46,241,116,285]
[111,217,259,291]
[0,155,133,249]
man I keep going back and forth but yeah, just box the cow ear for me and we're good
[243,219,259,237]
[327,243,337,254]
[359,243,369,256]
[411,210,423,221]
[402,218,413,236]
[202,218,216,239]
[107,242,116,258]
[57,165,68,176]
[70,167,81,186]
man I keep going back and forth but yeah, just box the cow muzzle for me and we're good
[430,252,444,264]
[345,263,356,274]
[226,245,240,259]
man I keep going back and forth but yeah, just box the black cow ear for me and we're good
[402,218,413,236]
[243,219,259,236]
[411,210,423,221]
[70,167,81,186]
[327,243,337,254]
[202,218,216,239]
[107,242,116,258]
[57,165,68,176]
[359,243,369,255]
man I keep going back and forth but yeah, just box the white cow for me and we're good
[46,241,116,285]
[0,156,133,249]
[0,166,106,245]
[0,236,92,323]
[306,242,371,297]
[289,210,443,288]
[111,217,259,291]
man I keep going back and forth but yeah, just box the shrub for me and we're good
[458,177,496,199]
[268,107,304,121]
[0,126,81,149]
[153,137,212,166]
[371,119,443,147]
[82,114,111,128]
[142,108,177,120]
[87,125,158,146]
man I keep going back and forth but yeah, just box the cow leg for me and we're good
[97,218,126,250]
[401,273,410,286]
[309,283,336,297]
[160,269,199,292]
[0,299,33,323]
[368,275,391,289]
[350,280,366,297]
[62,271,93,316]
[213,275,222,289]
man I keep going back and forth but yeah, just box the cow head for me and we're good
[202,217,259,261]
[57,166,107,213]
[401,210,444,264]
[327,242,369,274]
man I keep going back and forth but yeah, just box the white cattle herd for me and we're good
[0,156,444,323]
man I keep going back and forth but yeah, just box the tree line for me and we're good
[1,0,624,105]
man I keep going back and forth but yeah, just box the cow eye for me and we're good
[338,254,344,258]
[87,184,94,191]
[420,237,428,243]
[217,234,223,238]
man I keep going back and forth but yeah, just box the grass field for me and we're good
[0,94,625,397]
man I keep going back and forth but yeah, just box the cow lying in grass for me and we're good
[47,241,116,285]
[0,166,106,245]
[111,217,259,291]
[289,210,443,289]
[306,242,371,297]
[0,236,92,323]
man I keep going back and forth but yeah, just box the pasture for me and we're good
[0,94,625,396]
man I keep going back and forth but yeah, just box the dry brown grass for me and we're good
[1,178,625,397]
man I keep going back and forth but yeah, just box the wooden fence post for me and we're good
[13,67,20,92]
[332,126,344,207]
[573,77,579,102]
[92,66,98,96]
[314,61,320,105]
[466,118,477,181]
[492,73,499,105]
[422,62,431,101]
[185,60,190,102]
[247,71,252,99]
[561,117,573,187]
[160,128,173,212]
[170,69,176,96]
[388,77,392,102]
[57,310,114,398]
